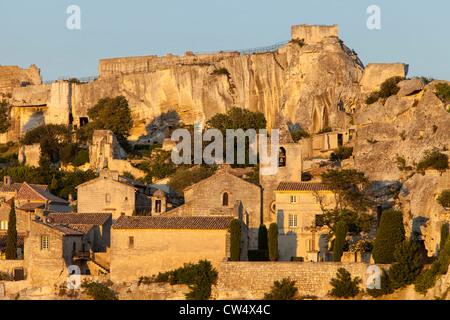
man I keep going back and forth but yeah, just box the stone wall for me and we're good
[360,63,409,94]
[214,261,387,299]
[291,24,339,43]
[0,64,42,95]
[18,143,41,167]
[110,228,230,283]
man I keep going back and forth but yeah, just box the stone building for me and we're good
[13,182,71,213]
[109,215,246,282]
[162,167,262,249]
[259,114,303,226]
[47,212,112,252]
[76,169,153,220]
[274,181,334,262]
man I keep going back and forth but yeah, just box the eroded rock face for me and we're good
[69,35,363,141]
[353,81,450,255]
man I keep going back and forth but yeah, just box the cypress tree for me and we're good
[333,220,347,262]
[258,224,268,251]
[388,240,423,289]
[440,223,449,255]
[5,198,17,260]
[372,210,405,264]
[229,219,241,261]
[268,223,278,261]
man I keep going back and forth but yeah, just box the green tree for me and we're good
[258,224,268,251]
[167,165,215,196]
[333,220,347,262]
[0,100,11,134]
[184,260,219,300]
[437,190,450,208]
[268,223,278,261]
[366,268,394,298]
[440,223,449,254]
[329,268,362,298]
[263,278,298,300]
[229,219,242,261]
[372,210,406,264]
[5,198,17,260]
[388,240,423,289]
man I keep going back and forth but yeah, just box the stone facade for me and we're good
[109,215,242,282]
[274,182,335,261]
[76,169,152,219]
[360,63,409,94]
[291,24,339,43]
[214,261,388,299]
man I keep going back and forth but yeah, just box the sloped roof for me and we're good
[0,182,48,193]
[276,182,332,192]
[33,220,84,236]
[47,212,111,226]
[112,215,234,230]
[67,224,95,234]
[0,234,26,247]
[15,182,69,205]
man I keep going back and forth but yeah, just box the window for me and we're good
[41,236,49,250]
[289,214,298,228]
[0,220,7,230]
[222,192,229,206]
[128,236,134,247]
[290,195,297,203]
[278,147,286,167]
[105,193,111,204]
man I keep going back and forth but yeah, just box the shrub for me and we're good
[71,149,89,167]
[366,268,393,298]
[437,190,450,208]
[248,250,269,261]
[81,280,118,300]
[372,210,405,264]
[317,127,332,134]
[330,146,353,162]
[365,76,405,104]
[211,68,230,76]
[440,223,449,252]
[289,38,305,47]
[263,278,298,300]
[291,129,310,142]
[388,240,423,289]
[229,219,241,261]
[434,83,450,100]
[268,223,278,261]
[416,147,449,173]
[329,268,362,298]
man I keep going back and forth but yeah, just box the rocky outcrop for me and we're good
[353,80,450,255]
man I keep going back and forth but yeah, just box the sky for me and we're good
[0,0,448,82]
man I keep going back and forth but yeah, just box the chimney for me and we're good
[3,176,12,185]
[68,194,74,202]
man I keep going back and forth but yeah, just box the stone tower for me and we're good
[259,113,302,225]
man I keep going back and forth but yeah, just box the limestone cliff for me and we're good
[353,79,450,255]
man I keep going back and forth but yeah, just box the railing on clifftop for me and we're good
[42,75,98,84]
[193,40,289,56]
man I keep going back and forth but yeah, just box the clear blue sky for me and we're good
[0,0,448,82]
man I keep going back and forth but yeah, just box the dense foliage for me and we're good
[263,278,298,300]
[268,223,278,261]
[81,280,118,300]
[437,190,450,208]
[229,219,242,261]
[0,100,10,134]
[416,147,449,173]
[372,210,406,264]
[332,220,347,262]
[5,199,17,260]
[388,240,423,289]
[329,268,362,298]
[366,76,405,104]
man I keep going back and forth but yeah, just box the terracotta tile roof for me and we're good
[0,233,26,247]
[0,182,48,193]
[112,215,234,230]
[276,182,332,192]
[47,212,111,226]
[15,182,69,204]
[67,224,95,234]
[33,220,84,236]
[17,203,45,211]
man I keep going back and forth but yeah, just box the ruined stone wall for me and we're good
[0,64,42,96]
[98,51,240,78]
[360,63,409,94]
[291,24,339,43]
[214,261,387,299]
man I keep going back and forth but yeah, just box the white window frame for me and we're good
[289,214,298,228]
[290,195,297,203]
[41,236,49,250]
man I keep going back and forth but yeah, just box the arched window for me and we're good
[0,220,7,230]
[278,147,286,167]
[222,192,229,206]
